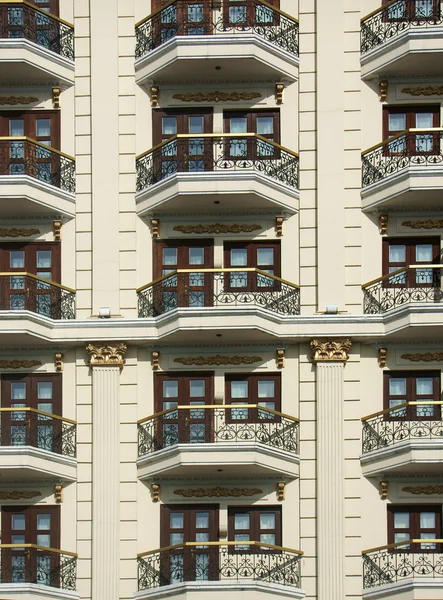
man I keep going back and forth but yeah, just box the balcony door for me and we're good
[151,0,212,44]
[28,0,59,15]
[228,506,282,551]
[384,371,441,421]
[1,374,62,451]
[382,0,440,21]
[225,373,281,423]
[383,106,440,154]
[382,237,440,288]
[160,505,218,583]
[388,505,442,552]
[223,0,280,27]
[224,241,280,291]
[152,109,213,178]
[0,243,61,314]
[154,372,214,447]
[1,505,60,586]
[223,110,280,160]
[154,240,214,310]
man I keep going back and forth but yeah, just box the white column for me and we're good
[311,339,351,600]
[87,343,127,600]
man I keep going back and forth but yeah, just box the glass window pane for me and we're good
[389,113,406,131]
[196,512,209,529]
[258,380,275,398]
[416,377,433,396]
[38,402,52,418]
[11,534,25,545]
[231,381,248,398]
[162,248,177,266]
[389,379,406,396]
[420,512,436,529]
[394,513,410,529]
[36,119,51,138]
[389,245,406,263]
[190,380,205,397]
[260,533,275,545]
[229,117,247,134]
[163,381,178,398]
[12,514,25,530]
[170,513,184,529]
[189,248,204,265]
[37,533,51,548]
[162,117,177,135]
[11,382,26,399]
[37,382,52,399]
[234,514,250,530]
[189,116,204,134]
[256,117,273,136]
[9,120,24,137]
[231,249,247,266]
[416,244,433,262]
[260,513,276,530]
[416,113,433,128]
[257,248,274,266]
[37,514,51,530]
[170,533,184,545]
[394,532,410,545]
[10,251,25,269]
[36,251,51,268]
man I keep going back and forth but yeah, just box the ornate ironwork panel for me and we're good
[135,0,298,58]
[138,543,301,591]
[0,3,74,60]
[361,0,442,53]
[138,406,299,457]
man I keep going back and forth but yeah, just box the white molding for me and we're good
[0,582,80,599]
[362,578,443,599]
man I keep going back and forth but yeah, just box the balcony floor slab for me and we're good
[0,446,77,482]
[360,440,443,478]
[0,583,79,600]
[362,578,443,600]
[0,176,76,218]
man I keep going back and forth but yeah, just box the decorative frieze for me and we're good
[311,339,352,363]
[173,223,262,235]
[174,355,262,366]
[378,348,387,368]
[0,228,40,238]
[174,487,263,498]
[276,482,286,501]
[379,214,388,235]
[401,352,443,362]
[402,86,443,96]
[402,219,443,230]
[403,485,443,495]
[172,91,261,103]
[0,360,41,369]
[86,343,127,368]
[0,490,41,500]
[0,96,38,105]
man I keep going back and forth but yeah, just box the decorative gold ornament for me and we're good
[275,216,284,237]
[174,487,263,498]
[0,228,40,238]
[151,351,160,371]
[379,214,388,235]
[52,87,61,109]
[0,96,38,105]
[53,220,62,241]
[275,82,285,105]
[402,485,443,495]
[276,482,286,501]
[151,86,159,107]
[276,348,285,369]
[173,223,262,235]
[0,360,41,369]
[151,484,160,502]
[380,481,388,500]
[402,86,443,96]
[86,343,127,368]
[55,353,64,372]
[174,355,262,366]
[401,352,443,362]
[402,219,443,230]
[311,339,352,363]
[172,91,262,103]
[379,80,388,102]
[54,484,63,503]
[151,218,160,239]
[0,490,41,500]
[378,348,387,368]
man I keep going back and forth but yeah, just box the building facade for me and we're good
[0,1,442,600]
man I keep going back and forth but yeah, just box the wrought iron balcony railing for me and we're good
[362,265,443,314]
[362,129,443,188]
[0,544,77,589]
[0,137,75,194]
[0,272,76,319]
[137,269,300,317]
[0,1,74,60]
[361,0,443,53]
[363,540,443,589]
[362,402,443,454]
[135,0,298,58]
[0,408,76,457]
[136,134,299,192]
[138,405,299,457]
[138,541,303,591]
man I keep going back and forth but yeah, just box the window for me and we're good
[228,506,281,551]
[1,374,62,451]
[384,371,441,420]
[154,372,214,447]
[29,0,59,15]
[224,241,281,290]
[382,0,439,21]
[382,237,440,287]
[1,505,60,585]
[151,0,212,43]
[382,106,440,154]
[388,505,442,551]
[224,0,280,27]
[225,373,281,422]
[224,111,280,159]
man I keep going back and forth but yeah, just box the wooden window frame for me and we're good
[223,0,281,28]
[383,370,441,421]
[228,505,282,553]
[382,237,440,288]
[223,110,280,161]
[223,240,281,292]
[0,111,61,149]
[381,0,440,22]
[225,373,281,423]
[387,504,442,552]
[382,105,440,156]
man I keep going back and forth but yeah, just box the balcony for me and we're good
[361,1,443,79]
[0,138,76,218]
[137,405,300,480]
[0,408,76,482]
[135,0,299,85]
[360,402,443,477]
[362,540,443,599]
[136,134,299,214]
[0,544,78,600]
[136,542,304,600]
[361,129,443,212]
[0,2,74,86]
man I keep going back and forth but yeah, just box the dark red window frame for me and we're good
[383,370,441,421]
[388,504,442,553]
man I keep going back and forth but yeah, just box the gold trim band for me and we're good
[0,407,76,425]
[0,137,74,161]
[0,543,77,557]
[363,539,443,554]
[362,128,443,156]
[362,401,443,421]
[0,272,75,294]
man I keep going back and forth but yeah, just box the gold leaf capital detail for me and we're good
[174,355,262,366]
[172,91,261,103]
[0,228,40,238]
[173,224,262,235]
[86,343,127,368]
[174,487,263,498]
[0,360,41,369]
[401,352,443,362]
[311,339,352,363]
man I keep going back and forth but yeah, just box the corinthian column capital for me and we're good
[86,343,127,368]
[310,339,352,363]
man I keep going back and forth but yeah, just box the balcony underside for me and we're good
[361,167,443,213]
[360,440,443,478]
[0,583,79,600]
[135,581,305,600]
[136,172,299,216]
[137,443,300,481]
[0,40,75,87]
[0,176,75,218]
[362,579,442,600]
[0,446,76,482]
[135,35,298,85]
[361,29,443,79]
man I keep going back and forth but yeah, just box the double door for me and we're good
[383,106,440,155]
[223,0,280,28]
[382,237,440,288]
[151,0,212,46]
[1,0,60,52]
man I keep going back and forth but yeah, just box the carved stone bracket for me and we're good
[151,351,160,370]
[151,218,160,239]
[174,487,263,498]
[53,220,62,241]
[401,352,443,362]
[55,353,64,372]
[54,484,63,503]
[0,490,41,500]
[379,80,388,102]
[380,481,388,500]
[174,355,262,366]
[151,86,159,107]
[275,82,285,104]
[52,87,61,109]
[379,214,388,235]
[151,484,160,502]
[276,348,285,369]
[173,224,261,235]
[172,91,261,103]
[275,216,284,237]
[378,348,387,368]
[402,219,443,230]
[0,96,38,105]
[311,339,352,363]
[0,360,41,369]
[276,482,286,501]
[0,228,40,238]
[402,485,443,495]
[86,343,127,368]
